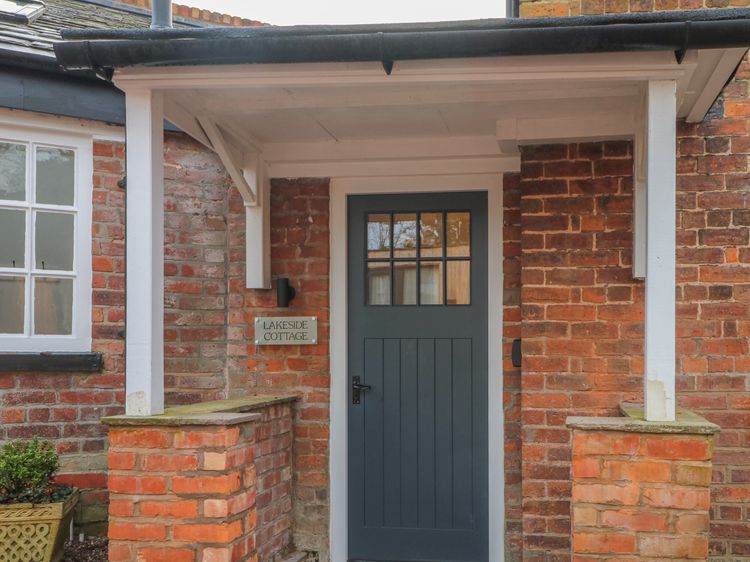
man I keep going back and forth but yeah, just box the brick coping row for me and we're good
[102,395,300,426]
[566,402,721,435]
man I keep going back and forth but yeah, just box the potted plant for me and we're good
[0,438,78,562]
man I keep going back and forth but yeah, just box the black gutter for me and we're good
[55,13,750,71]
[0,46,104,80]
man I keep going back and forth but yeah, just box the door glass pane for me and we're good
[367,214,391,259]
[0,277,24,333]
[34,277,73,335]
[420,212,443,258]
[447,260,470,305]
[393,213,417,258]
[447,212,471,257]
[393,261,417,305]
[367,262,391,305]
[0,208,25,268]
[35,212,74,271]
[36,147,75,206]
[420,261,443,305]
[0,142,26,201]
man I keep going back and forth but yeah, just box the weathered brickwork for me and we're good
[163,133,232,404]
[516,125,750,559]
[106,400,294,562]
[518,0,732,19]
[113,0,266,26]
[571,429,714,560]
[676,64,750,559]
[226,178,331,559]
[255,402,296,562]
[518,141,642,560]
[503,171,524,561]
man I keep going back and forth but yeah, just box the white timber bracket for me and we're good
[195,116,272,289]
[642,80,678,422]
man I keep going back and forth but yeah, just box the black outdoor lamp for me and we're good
[276,277,296,308]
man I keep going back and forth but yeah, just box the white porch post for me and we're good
[643,80,677,422]
[125,89,165,416]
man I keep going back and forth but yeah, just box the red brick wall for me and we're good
[519,141,642,560]
[571,428,714,560]
[516,105,750,558]
[255,401,295,562]
[676,61,750,559]
[106,403,294,562]
[163,134,232,404]
[226,178,331,559]
[503,171,524,561]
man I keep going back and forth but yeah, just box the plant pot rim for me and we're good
[0,488,79,512]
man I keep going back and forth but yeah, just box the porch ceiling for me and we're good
[107,46,744,179]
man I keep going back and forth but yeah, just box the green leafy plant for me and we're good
[0,438,74,504]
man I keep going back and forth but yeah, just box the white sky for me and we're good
[180,0,505,26]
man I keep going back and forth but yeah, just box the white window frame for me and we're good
[0,125,92,352]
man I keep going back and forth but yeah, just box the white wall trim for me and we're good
[329,173,504,562]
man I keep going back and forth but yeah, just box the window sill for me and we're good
[0,352,103,372]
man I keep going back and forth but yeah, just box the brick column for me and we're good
[104,396,296,562]
[568,404,719,561]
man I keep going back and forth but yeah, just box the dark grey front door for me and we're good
[347,191,488,562]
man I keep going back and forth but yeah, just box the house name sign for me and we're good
[254,316,318,345]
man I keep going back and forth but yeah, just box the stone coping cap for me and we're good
[102,394,300,427]
[566,402,720,435]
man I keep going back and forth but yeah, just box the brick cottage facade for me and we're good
[0,1,749,562]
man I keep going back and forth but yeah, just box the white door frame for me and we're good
[329,174,504,562]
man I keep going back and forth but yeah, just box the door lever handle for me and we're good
[352,376,371,404]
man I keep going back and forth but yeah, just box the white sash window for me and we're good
[0,126,92,352]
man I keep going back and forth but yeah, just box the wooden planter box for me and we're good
[0,491,78,562]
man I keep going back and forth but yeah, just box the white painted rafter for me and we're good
[196,116,258,205]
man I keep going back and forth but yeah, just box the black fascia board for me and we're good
[53,9,750,72]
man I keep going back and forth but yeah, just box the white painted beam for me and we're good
[262,135,502,163]
[246,163,271,289]
[266,155,519,178]
[125,89,165,416]
[496,113,636,150]
[644,80,677,422]
[633,89,647,280]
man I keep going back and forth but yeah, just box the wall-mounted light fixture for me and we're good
[276,277,296,308]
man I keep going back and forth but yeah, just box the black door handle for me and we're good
[352,376,371,404]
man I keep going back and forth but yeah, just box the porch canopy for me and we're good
[55,9,750,420]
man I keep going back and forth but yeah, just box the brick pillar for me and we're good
[105,397,296,562]
[568,405,719,561]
